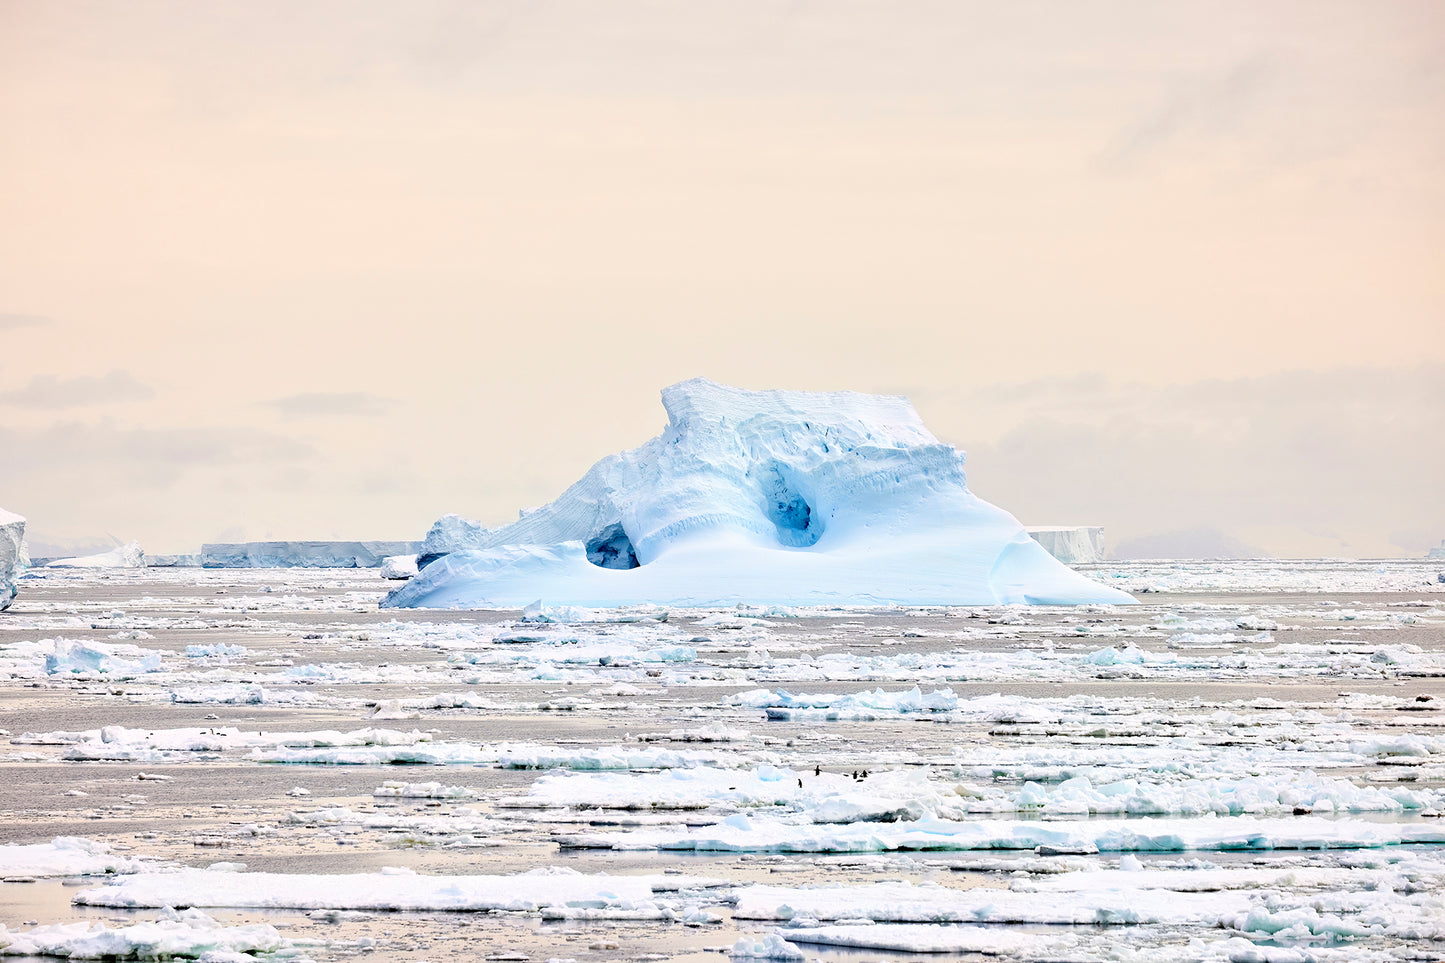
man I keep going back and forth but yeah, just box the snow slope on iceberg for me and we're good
[45,540,144,569]
[386,380,1132,608]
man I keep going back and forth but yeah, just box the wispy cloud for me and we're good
[263,392,396,417]
[0,370,154,408]
[0,313,52,331]
[1097,54,1278,172]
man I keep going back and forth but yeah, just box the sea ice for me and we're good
[385,379,1134,608]
[73,866,726,913]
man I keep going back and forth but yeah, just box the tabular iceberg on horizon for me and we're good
[385,379,1134,609]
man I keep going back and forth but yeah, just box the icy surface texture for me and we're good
[380,553,419,579]
[389,379,1132,608]
[201,540,423,568]
[1026,526,1103,564]
[44,539,143,569]
[0,506,24,611]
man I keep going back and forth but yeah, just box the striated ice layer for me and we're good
[201,541,423,568]
[0,506,24,611]
[1026,526,1104,563]
[386,380,1133,609]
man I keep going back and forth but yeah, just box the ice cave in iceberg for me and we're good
[384,379,1134,609]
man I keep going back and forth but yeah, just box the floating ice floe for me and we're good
[558,812,1445,853]
[0,837,160,877]
[385,379,1134,609]
[0,909,295,960]
[44,541,144,569]
[41,638,161,678]
[74,865,727,915]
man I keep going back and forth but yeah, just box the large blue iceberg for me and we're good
[384,379,1133,608]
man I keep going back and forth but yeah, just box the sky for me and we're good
[1,1,1442,558]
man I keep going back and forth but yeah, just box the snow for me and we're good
[0,506,24,611]
[385,379,1134,608]
[1027,525,1104,564]
[44,540,144,569]
[201,541,423,568]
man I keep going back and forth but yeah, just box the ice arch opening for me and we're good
[585,523,640,569]
[759,466,822,548]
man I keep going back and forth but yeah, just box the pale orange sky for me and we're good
[1,1,1442,557]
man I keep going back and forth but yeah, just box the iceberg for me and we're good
[201,540,423,568]
[386,379,1133,608]
[1026,526,1104,564]
[0,506,25,611]
[44,539,143,568]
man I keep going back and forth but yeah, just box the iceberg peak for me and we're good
[388,380,1132,609]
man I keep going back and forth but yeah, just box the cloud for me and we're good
[0,313,52,331]
[0,421,314,487]
[964,365,1445,557]
[1098,54,1278,171]
[0,370,154,408]
[263,392,396,418]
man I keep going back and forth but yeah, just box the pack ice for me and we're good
[386,380,1133,608]
[0,506,24,611]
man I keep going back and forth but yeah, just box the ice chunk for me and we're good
[386,380,1134,609]
[0,506,25,611]
[45,540,144,568]
[380,553,420,579]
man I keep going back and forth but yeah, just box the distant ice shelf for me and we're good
[385,379,1133,609]
[1026,526,1105,564]
[201,541,423,569]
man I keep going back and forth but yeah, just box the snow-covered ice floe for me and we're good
[385,379,1134,608]
[0,837,162,877]
[73,865,727,915]
[559,811,1445,853]
[0,909,296,960]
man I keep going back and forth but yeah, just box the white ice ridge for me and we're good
[0,506,24,611]
[386,379,1134,608]
[44,540,144,569]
